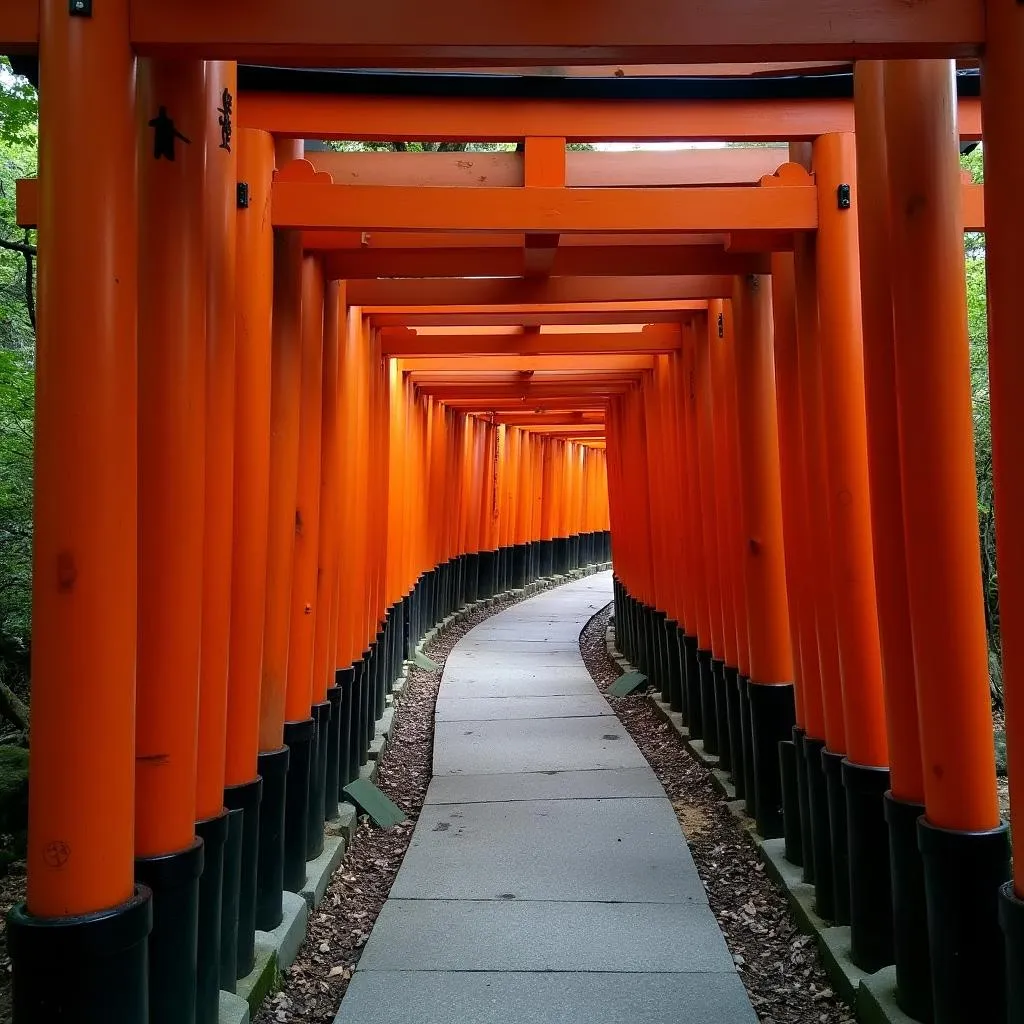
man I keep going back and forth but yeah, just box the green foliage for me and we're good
[0,58,38,147]
[0,744,29,865]
[961,146,1001,703]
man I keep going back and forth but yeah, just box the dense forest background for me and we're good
[0,63,1001,722]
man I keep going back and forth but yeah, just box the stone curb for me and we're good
[601,616,906,1024]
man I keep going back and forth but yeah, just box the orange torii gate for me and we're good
[3,4,1024,1024]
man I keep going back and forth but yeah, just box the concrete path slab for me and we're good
[434,694,613,721]
[433,716,644,775]
[359,899,734,972]
[333,572,755,1024]
[424,767,665,805]
[390,798,704,903]
[336,971,758,1024]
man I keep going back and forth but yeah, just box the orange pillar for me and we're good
[314,282,345,826]
[134,57,207,1024]
[223,126,274,980]
[194,61,237,1022]
[770,252,822,879]
[285,254,326,870]
[256,138,304,931]
[696,311,725,757]
[794,230,847,921]
[885,59,1010,1020]
[815,130,895,965]
[853,61,932,1015]
[11,4,148,1019]
[980,10,1024,1007]
[732,273,795,840]
[982,17,1024,1022]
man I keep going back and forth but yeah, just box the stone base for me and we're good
[219,991,250,1024]
[301,835,346,910]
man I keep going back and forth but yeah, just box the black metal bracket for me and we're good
[69,0,92,15]
[236,182,250,210]
[837,183,852,210]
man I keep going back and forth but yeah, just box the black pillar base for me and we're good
[254,747,288,932]
[223,776,262,978]
[793,728,814,883]
[822,749,851,925]
[919,817,1010,1024]
[712,659,730,771]
[668,624,684,714]
[325,685,342,822]
[513,543,529,589]
[653,610,668,700]
[884,792,931,1021]
[698,649,718,755]
[135,837,204,1024]
[804,736,834,919]
[739,675,755,815]
[748,681,795,839]
[1000,881,1024,1024]
[359,649,373,761]
[307,701,332,859]
[466,551,480,604]
[725,666,743,796]
[541,539,554,578]
[779,739,801,866]
[373,629,387,718]
[479,549,497,598]
[195,811,229,1024]
[283,718,314,893]
[683,634,701,736]
[219,806,243,992]
[8,885,152,1024]
[842,760,893,972]
[337,667,357,788]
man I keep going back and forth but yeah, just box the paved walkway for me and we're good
[335,572,757,1024]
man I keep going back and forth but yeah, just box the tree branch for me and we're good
[0,237,36,258]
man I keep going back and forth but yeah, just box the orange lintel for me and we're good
[306,148,789,189]
[409,371,643,386]
[14,176,987,235]
[369,309,700,328]
[324,246,768,280]
[347,276,733,308]
[0,1,36,52]
[239,93,980,142]
[272,178,819,233]
[304,231,730,250]
[447,397,610,410]
[492,412,606,425]
[380,326,681,357]
[398,355,654,372]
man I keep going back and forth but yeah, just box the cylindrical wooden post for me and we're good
[194,61,236,1024]
[9,4,150,1020]
[980,8,1024,1014]
[223,127,274,980]
[256,138,304,932]
[814,131,894,970]
[732,274,795,841]
[853,60,931,1018]
[134,57,208,1024]
[885,59,1009,1022]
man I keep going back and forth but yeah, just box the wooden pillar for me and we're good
[814,129,895,971]
[884,59,1009,1022]
[193,60,236,1024]
[134,57,208,1024]
[853,61,932,1017]
[255,138,304,932]
[223,126,274,981]
[315,282,344,826]
[10,3,148,1020]
[732,274,795,840]
[980,11,1024,1013]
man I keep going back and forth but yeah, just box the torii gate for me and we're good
[3,5,1024,1024]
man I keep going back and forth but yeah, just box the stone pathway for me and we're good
[334,572,757,1024]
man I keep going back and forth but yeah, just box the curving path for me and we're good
[334,571,757,1024]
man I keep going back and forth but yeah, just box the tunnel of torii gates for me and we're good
[8,4,1024,1024]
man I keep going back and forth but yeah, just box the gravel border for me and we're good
[579,604,857,1024]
